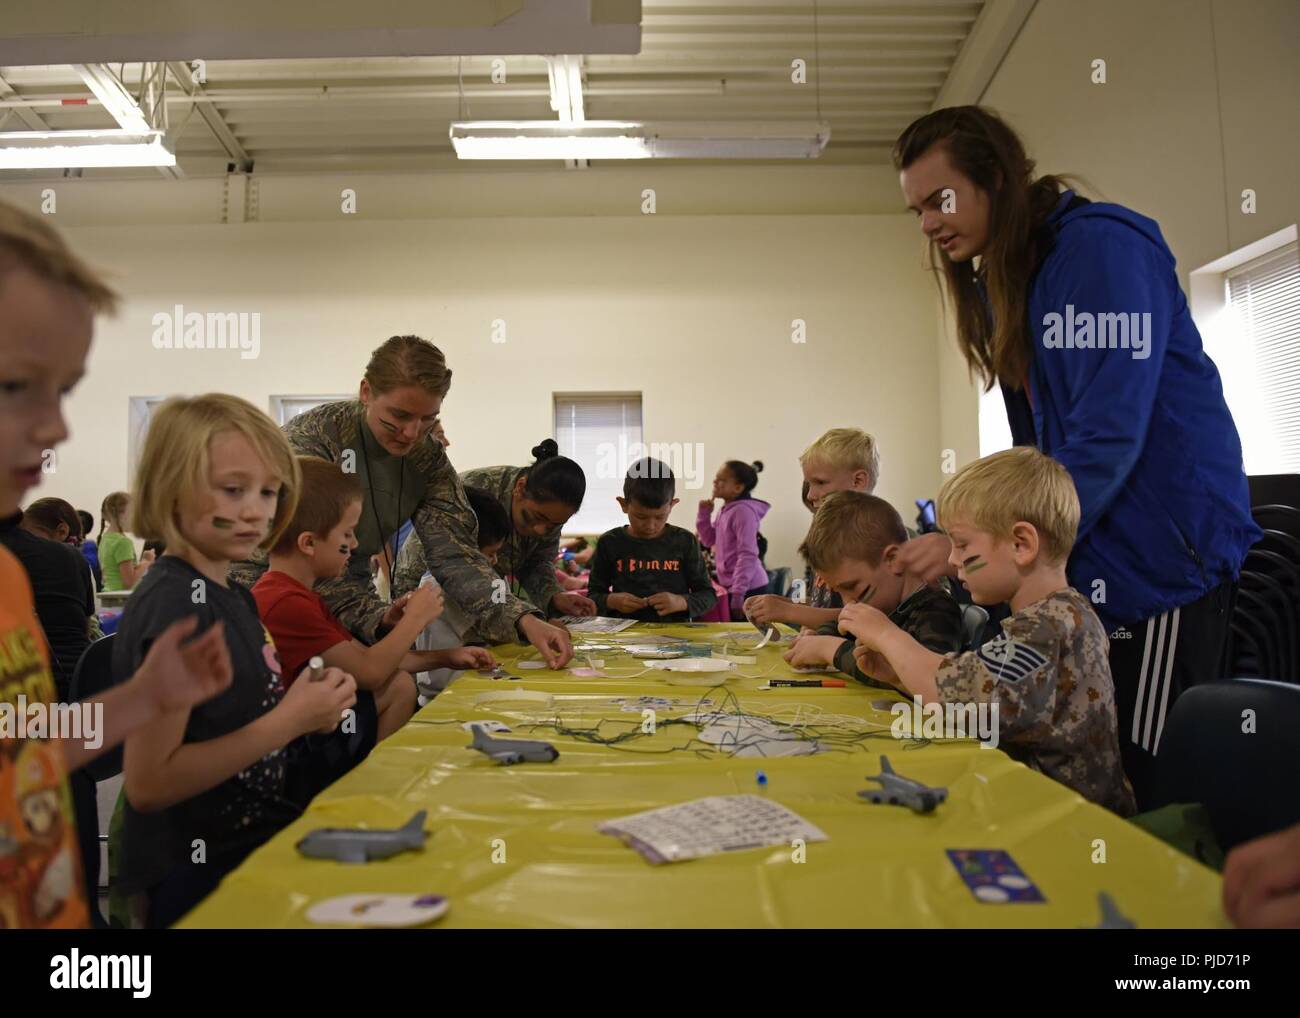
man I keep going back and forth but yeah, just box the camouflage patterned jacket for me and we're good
[934,587,1137,816]
[817,584,963,688]
[456,465,563,615]
[230,400,540,644]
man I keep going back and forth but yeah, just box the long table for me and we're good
[180,623,1225,927]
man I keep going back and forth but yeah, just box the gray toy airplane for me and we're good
[1088,892,1137,929]
[296,810,429,864]
[858,755,948,814]
[467,723,560,765]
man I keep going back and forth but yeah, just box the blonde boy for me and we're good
[746,427,881,629]
[839,447,1136,815]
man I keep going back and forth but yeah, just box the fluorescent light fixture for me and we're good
[449,121,830,161]
[0,129,176,169]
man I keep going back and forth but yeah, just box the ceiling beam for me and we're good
[166,62,252,172]
[931,0,1037,109]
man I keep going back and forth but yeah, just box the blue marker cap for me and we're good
[755,770,768,787]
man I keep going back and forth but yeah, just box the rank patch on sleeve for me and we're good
[975,635,1049,683]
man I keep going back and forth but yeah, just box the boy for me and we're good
[784,492,963,684]
[253,457,494,797]
[745,427,880,630]
[586,458,716,623]
[840,447,1136,815]
[0,199,233,928]
[394,485,510,702]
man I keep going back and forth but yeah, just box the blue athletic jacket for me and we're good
[1002,190,1260,629]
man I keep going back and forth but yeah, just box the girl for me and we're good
[697,460,771,620]
[891,106,1259,807]
[19,497,82,544]
[459,439,596,619]
[98,491,151,591]
[114,394,357,928]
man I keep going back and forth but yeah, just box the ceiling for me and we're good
[0,1,991,180]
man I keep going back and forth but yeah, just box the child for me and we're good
[588,458,716,623]
[0,198,235,929]
[254,457,493,764]
[840,447,1136,815]
[114,395,359,927]
[783,492,963,684]
[98,491,151,591]
[746,428,881,629]
[77,509,103,590]
[395,485,504,702]
[697,459,769,620]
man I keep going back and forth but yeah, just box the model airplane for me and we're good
[858,755,948,814]
[296,810,429,864]
[467,723,560,765]
[1088,892,1137,929]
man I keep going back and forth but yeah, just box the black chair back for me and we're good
[1153,678,1300,852]
[68,635,123,781]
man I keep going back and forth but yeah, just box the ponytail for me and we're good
[724,459,763,495]
[523,438,586,511]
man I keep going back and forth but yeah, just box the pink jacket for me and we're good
[697,497,770,616]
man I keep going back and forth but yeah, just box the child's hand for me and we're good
[381,592,412,628]
[852,644,902,688]
[782,635,840,669]
[282,666,357,736]
[1223,822,1300,928]
[838,602,890,644]
[405,584,445,627]
[444,646,495,672]
[744,594,791,626]
[698,497,716,511]
[552,591,597,617]
[132,616,233,715]
[607,592,647,614]
[140,548,157,565]
[646,592,687,617]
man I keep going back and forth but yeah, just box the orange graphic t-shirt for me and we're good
[0,545,88,928]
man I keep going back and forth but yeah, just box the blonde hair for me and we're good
[800,428,880,490]
[98,491,130,541]
[937,446,1079,565]
[364,335,452,397]
[0,199,118,312]
[799,491,907,573]
[131,394,301,553]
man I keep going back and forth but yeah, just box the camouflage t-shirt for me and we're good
[934,587,1136,816]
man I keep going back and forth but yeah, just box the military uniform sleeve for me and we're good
[933,609,1059,742]
[392,528,428,596]
[517,530,563,615]
[683,534,717,620]
[832,638,893,689]
[406,460,540,645]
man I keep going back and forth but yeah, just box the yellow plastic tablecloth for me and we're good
[180,623,1225,928]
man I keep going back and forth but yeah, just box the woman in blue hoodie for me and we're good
[892,106,1260,807]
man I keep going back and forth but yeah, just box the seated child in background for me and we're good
[784,491,963,684]
[839,447,1136,815]
[115,395,358,928]
[590,458,717,623]
[396,484,505,702]
[746,427,880,630]
[253,457,442,800]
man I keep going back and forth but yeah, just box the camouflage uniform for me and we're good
[460,466,564,613]
[230,401,540,645]
[934,588,1137,816]
[817,584,963,688]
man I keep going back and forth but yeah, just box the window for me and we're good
[127,396,169,481]
[1225,241,1300,473]
[270,394,352,427]
[553,392,643,535]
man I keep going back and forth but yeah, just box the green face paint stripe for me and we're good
[212,517,236,529]
[962,555,987,573]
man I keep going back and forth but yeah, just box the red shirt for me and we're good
[251,570,352,687]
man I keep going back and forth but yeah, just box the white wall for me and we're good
[37,212,944,570]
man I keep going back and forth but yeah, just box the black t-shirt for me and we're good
[0,515,94,699]
[112,555,297,894]
[586,524,717,622]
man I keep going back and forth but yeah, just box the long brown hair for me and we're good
[893,106,1074,391]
